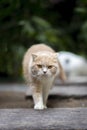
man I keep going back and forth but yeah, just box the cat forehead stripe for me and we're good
[35,53,57,59]
[36,51,54,55]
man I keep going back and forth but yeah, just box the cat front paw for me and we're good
[44,105,47,109]
[34,103,46,110]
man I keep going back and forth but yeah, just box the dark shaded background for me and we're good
[0,0,87,80]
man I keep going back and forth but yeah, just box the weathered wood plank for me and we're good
[0,108,87,130]
[55,79,87,86]
[26,86,87,98]
[50,86,87,97]
[55,76,87,85]
[0,84,87,97]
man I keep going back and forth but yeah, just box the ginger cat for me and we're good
[22,44,66,110]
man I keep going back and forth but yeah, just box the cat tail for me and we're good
[58,61,67,82]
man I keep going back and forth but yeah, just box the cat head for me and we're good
[30,51,66,81]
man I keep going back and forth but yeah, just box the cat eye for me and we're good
[48,65,53,69]
[37,64,42,68]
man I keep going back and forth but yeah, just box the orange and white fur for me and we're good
[22,44,66,110]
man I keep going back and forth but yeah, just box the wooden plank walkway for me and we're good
[0,84,87,98]
[25,86,87,98]
[0,108,87,130]
[55,76,87,86]
[0,77,87,130]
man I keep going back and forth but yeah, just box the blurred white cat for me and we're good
[58,51,87,77]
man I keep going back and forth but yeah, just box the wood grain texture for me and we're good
[0,108,87,130]
[25,86,87,98]
[0,84,87,98]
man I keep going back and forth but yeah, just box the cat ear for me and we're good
[53,53,58,58]
[53,53,66,82]
[32,53,37,61]
[58,59,67,82]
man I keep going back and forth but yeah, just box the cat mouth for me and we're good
[42,73,49,77]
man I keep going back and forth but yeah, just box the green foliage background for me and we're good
[0,0,87,79]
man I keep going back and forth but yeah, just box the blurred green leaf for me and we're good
[32,16,51,30]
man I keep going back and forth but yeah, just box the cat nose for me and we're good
[43,68,47,74]
[43,70,47,74]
